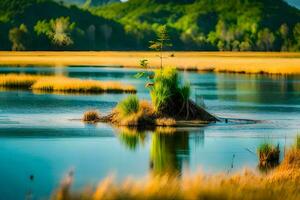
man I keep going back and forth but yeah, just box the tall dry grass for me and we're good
[52,148,300,200]
[0,74,136,94]
[31,77,136,94]
[82,110,101,122]
[0,74,41,88]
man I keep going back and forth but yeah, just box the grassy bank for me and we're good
[52,147,300,200]
[0,74,136,94]
[1,52,300,74]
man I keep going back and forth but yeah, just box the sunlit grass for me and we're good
[31,77,136,93]
[155,118,176,127]
[116,95,140,118]
[0,74,136,94]
[0,74,41,88]
[52,147,300,200]
[112,98,155,126]
[1,51,300,74]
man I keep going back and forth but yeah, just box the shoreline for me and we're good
[0,51,300,74]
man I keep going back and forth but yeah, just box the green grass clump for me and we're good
[150,68,186,115]
[257,143,280,169]
[116,95,140,117]
[149,68,217,121]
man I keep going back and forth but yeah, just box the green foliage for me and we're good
[0,0,129,50]
[150,68,190,116]
[150,25,172,69]
[117,95,140,117]
[1,0,300,51]
[8,24,29,50]
[34,17,76,46]
[117,128,146,150]
[179,82,191,102]
[257,28,275,51]
[257,142,280,169]
[92,0,300,51]
[293,23,300,50]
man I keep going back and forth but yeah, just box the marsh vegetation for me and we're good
[51,139,300,200]
[0,74,136,94]
[257,143,280,170]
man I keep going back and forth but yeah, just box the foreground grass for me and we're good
[1,51,300,74]
[0,74,136,94]
[52,148,300,200]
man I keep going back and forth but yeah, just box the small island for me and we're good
[83,68,218,127]
[83,26,218,127]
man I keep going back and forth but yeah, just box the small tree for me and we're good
[8,24,29,51]
[256,28,275,51]
[35,17,76,47]
[293,23,300,51]
[135,25,172,80]
[149,25,172,69]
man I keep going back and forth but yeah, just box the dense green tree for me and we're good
[293,23,300,50]
[8,24,29,50]
[1,0,300,51]
[35,17,76,46]
[279,23,290,51]
[256,28,275,51]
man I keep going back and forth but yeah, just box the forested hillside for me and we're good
[56,0,120,7]
[0,0,300,51]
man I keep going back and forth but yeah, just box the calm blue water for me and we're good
[0,66,300,200]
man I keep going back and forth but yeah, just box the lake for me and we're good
[0,66,300,199]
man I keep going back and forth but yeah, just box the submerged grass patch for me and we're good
[0,74,136,94]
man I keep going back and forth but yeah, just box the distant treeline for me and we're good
[1,0,300,51]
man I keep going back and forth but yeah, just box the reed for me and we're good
[257,143,280,169]
[52,148,300,200]
[0,74,41,89]
[296,135,300,149]
[31,77,136,94]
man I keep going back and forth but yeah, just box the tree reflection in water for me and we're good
[116,127,147,151]
[116,127,205,176]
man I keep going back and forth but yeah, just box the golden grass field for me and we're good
[0,74,136,93]
[1,51,300,74]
